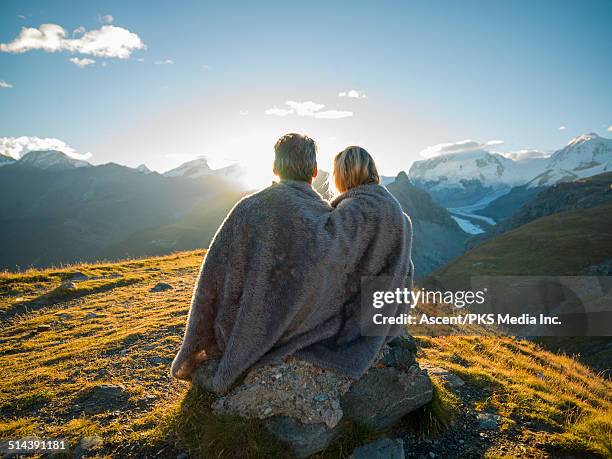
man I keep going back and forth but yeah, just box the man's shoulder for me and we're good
[233,181,329,215]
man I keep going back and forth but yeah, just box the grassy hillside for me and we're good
[1,252,611,457]
[431,202,612,285]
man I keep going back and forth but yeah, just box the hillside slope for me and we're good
[431,202,612,283]
[470,172,612,248]
[1,252,610,457]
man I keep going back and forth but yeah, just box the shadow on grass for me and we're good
[2,276,142,321]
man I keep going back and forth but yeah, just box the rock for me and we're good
[421,365,465,389]
[476,412,501,430]
[36,324,52,332]
[84,312,102,319]
[74,435,103,458]
[379,346,416,369]
[265,416,338,458]
[341,364,433,430]
[61,281,76,289]
[150,356,171,365]
[211,358,352,429]
[351,437,405,459]
[387,335,418,353]
[176,453,189,459]
[150,282,173,292]
[75,384,129,414]
[195,353,432,457]
[192,359,221,393]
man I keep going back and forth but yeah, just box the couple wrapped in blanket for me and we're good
[171,133,414,394]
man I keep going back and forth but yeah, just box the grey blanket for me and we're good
[171,180,413,393]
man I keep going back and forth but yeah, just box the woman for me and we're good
[294,146,414,373]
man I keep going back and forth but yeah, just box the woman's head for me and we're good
[333,146,380,193]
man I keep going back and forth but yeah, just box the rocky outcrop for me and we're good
[193,336,433,458]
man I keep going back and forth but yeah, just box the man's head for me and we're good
[273,133,318,183]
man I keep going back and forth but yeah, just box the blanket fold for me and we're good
[171,180,413,393]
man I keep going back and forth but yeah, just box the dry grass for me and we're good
[416,335,612,457]
[1,251,610,457]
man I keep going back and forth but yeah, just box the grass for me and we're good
[1,250,611,457]
[430,202,612,285]
[416,336,612,457]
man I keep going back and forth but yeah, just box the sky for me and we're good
[1,0,611,187]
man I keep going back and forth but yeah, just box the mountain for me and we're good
[0,153,16,167]
[532,132,612,187]
[17,150,92,170]
[408,149,547,207]
[409,133,611,208]
[432,201,612,283]
[473,184,544,222]
[0,161,234,270]
[163,157,214,178]
[163,157,245,183]
[427,202,612,374]
[386,172,467,278]
[101,189,248,260]
[470,172,612,248]
[135,164,153,174]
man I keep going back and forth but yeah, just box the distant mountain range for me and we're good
[409,133,612,208]
[0,151,466,276]
[0,150,235,270]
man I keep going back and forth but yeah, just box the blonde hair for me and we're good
[333,146,380,193]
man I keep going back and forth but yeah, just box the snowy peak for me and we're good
[533,133,612,187]
[135,164,153,174]
[17,150,92,170]
[163,157,213,178]
[163,157,246,183]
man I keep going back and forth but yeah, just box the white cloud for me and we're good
[137,57,145,62]
[265,100,353,119]
[0,24,145,59]
[73,26,86,37]
[559,125,566,131]
[69,57,95,68]
[17,15,26,20]
[264,106,294,117]
[239,109,249,116]
[607,125,612,132]
[99,14,114,24]
[500,149,550,161]
[286,100,325,116]
[420,139,505,158]
[0,79,13,88]
[202,64,211,70]
[154,59,173,65]
[0,136,92,160]
[338,89,367,99]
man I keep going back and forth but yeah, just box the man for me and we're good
[171,133,412,394]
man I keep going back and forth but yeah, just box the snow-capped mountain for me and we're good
[135,164,153,174]
[526,133,612,188]
[16,150,92,170]
[0,153,16,167]
[409,149,547,207]
[409,133,611,207]
[164,157,246,183]
[163,157,214,178]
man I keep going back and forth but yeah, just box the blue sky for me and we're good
[1,0,611,184]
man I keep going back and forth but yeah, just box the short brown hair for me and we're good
[274,133,317,182]
[333,146,380,193]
